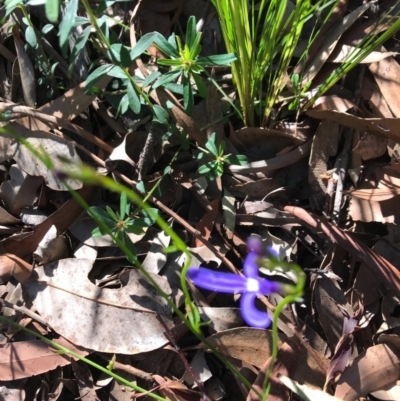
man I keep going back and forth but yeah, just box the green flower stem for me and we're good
[0,316,168,401]
[262,266,305,399]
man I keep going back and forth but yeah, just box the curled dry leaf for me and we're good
[334,343,400,401]
[24,258,181,354]
[0,165,43,216]
[0,253,32,284]
[33,225,68,265]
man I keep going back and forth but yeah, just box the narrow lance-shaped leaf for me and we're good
[197,53,237,66]
[182,73,193,115]
[205,133,219,156]
[127,81,141,114]
[192,72,208,98]
[59,0,78,57]
[185,15,197,49]
[120,193,127,220]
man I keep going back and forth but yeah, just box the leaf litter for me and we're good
[2,1,400,401]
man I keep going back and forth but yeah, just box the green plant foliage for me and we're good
[88,193,159,260]
[150,16,236,114]
[197,133,248,180]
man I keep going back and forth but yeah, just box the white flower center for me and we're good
[246,278,260,292]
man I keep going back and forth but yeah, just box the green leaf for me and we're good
[127,81,141,114]
[69,25,91,73]
[130,32,159,60]
[152,69,182,90]
[154,34,180,58]
[185,16,197,48]
[107,65,128,79]
[182,73,193,115]
[191,72,208,98]
[205,132,218,156]
[25,26,38,49]
[87,207,116,227]
[142,71,161,88]
[164,166,171,175]
[197,53,237,66]
[167,33,178,51]
[136,181,145,193]
[85,64,112,94]
[118,93,129,115]
[198,163,213,174]
[108,43,132,68]
[120,192,127,220]
[105,206,119,222]
[91,227,106,237]
[41,24,54,34]
[122,231,137,258]
[153,104,169,124]
[163,245,178,254]
[157,59,184,67]
[189,34,202,60]
[59,0,78,57]
[45,0,59,23]
[225,154,248,165]
[124,222,144,235]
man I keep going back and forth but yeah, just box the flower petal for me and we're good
[187,267,248,293]
[240,292,271,328]
[247,236,264,256]
[243,251,259,278]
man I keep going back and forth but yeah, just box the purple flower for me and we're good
[187,248,281,328]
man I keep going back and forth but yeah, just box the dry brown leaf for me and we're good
[353,132,388,160]
[229,127,303,160]
[334,344,400,401]
[0,165,43,216]
[24,258,180,354]
[301,3,370,85]
[314,277,353,351]
[13,26,36,107]
[0,253,32,284]
[33,225,68,265]
[278,374,343,401]
[361,72,395,118]
[192,199,219,247]
[11,129,83,191]
[312,95,357,113]
[307,109,400,143]
[328,45,397,64]
[0,337,88,380]
[0,186,95,258]
[199,307,243,332]
[308,120,339,204]
[71,360,99,401]
[201,328,286,367]
[369,56,400,118]
[0,207,20,225]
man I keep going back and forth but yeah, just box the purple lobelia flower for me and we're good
[187,239,281,328]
